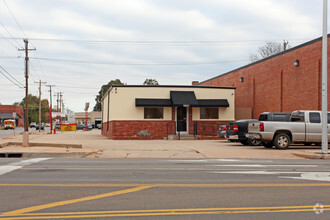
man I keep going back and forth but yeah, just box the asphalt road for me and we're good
[0,158,330,219]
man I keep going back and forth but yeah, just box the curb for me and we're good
[292,152,330,160]
[0,142,82,148]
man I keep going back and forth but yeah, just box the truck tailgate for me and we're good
[248,121,261,133]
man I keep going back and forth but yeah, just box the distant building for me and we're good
[101,85,235,140]
[0,105,24,127]
[75,111,101,127]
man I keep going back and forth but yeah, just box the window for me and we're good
[309,112,321,123]
[290,112,305,122]
[144,107,163,119]
[200,107,219,119]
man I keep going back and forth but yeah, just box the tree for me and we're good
[93,79,124,111]
[17,94,50,123]
[143,79,159,85]
[249,40,290,62]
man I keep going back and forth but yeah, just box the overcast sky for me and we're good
[0,0,327,112]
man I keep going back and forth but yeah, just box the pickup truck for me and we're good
[246,110,330,149]
[226,112,291,146]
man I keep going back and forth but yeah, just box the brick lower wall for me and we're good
[102,120,231,140]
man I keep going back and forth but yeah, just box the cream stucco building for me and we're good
[102,85,235,139]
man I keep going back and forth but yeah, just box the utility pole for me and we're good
[283,40,289,51]
[46,85,55,134]
[59,93,63,112]
[34,80,46,132]
[18,39,35,147]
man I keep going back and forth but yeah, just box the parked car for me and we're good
[217,125,226,138]
[226,119,260,145]
[97,123,101,129]
[30,122,36,128]
[55,123,61,130]
[76,124,85,130]
[247,110,330,149]
[36,123,44,130]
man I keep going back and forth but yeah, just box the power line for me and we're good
[0,69,23,88]
[0,21,23,48]
[0,65,24,87]
[31,57,248,66]
[2,0,27,39]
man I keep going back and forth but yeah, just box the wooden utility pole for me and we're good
[18,39,35,147]
[34,80,46,132]
[46,85,55,133]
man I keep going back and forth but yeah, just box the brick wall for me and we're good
[199,38,329,119]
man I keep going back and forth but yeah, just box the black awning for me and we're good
[170,91,198,107]
[193,99,229,107]
[135,99,172,107]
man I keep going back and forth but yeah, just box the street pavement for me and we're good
[0,158,329,219]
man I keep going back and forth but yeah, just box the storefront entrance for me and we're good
[176,107,188,134]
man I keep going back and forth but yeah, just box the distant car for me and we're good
[30,122,36,128]
[97,124,101,129]
[36,123,44,130]
[55,123,61,130]
[76,124,85,130]
[45,123,50,127]
[217,125,226,138]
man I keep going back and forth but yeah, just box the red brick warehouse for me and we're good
[198,36,330,119]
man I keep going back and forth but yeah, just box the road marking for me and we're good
[213,164,318,167]
[213,170,330,182]
[211,171,301,175]
[2,185,153,216]
[0,158,49,176]
[1,205,329,219]
[1,183,330,188]
[283,172,330,182]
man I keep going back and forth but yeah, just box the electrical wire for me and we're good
[0,21,23,48]
[31,57,248,66]
[0,69,23,88]
[0,65,24,87]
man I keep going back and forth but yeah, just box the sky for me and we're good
[0,0,327,112]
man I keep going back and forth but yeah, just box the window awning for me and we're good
[170,91,198,107]
[135,91,229,107]
[193,99,229,107]
[135,99,172,107]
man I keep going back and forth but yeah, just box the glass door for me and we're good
[176,107,188,134]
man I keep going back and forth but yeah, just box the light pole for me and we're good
[321,0,328,154]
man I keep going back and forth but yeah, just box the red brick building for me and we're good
[0,105,24,127]
[199,36,330,119]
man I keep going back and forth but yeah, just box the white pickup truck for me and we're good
[246,110,330,149]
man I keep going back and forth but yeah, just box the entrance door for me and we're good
[176,107,188,134]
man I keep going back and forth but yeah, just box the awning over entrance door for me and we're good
[170,91,198,107]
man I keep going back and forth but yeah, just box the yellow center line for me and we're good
[1,206,329,219]
[0,183,330,188]
[2,185,153,216]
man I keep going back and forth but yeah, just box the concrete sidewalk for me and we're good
[0,129,329,159]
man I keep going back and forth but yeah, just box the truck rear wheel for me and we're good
[248,138,261,146]
[274,133,291,150]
